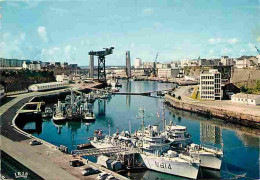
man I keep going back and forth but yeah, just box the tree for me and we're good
[177,96,181,100]
[172,93,176,98]
[240,85,248,93]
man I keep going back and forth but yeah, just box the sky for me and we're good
[0,0,260,66]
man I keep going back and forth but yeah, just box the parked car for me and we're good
[96,172,110,180]
[106,175,118,180]
[81,167,99,176]
[69,159,84,167]
[30,140,42,146]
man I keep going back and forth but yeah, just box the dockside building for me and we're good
[200,69,222,100]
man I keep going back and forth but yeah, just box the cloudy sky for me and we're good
[0,0,260,65]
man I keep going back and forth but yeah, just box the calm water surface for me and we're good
[23,80,260,179]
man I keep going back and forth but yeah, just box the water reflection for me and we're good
[200,123,222,145]
[126,80,131,107]
[52,120,67,134]
[67,121,82,133]
[178,116,181,122]
[235,132,260,148]
[136,168,221,180]
[19,114,43,135]
[98,99,106,116]
[23,119,43,135]
[84,121,95,132]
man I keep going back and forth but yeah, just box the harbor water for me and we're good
[21,80,259,179]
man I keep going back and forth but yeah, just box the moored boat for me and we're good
[42,106,53,118]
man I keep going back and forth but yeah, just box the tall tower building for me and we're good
[134,58,142,68]
[126,51,131,78]
[200,69,221,100]
[89,55,94,78]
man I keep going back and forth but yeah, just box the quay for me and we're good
[0,82,129,180]
[165,86,260,129]
[112,88,174,96]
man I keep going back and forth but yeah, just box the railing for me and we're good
[5,90,29,96]
[200,143,222,152]
[71,147,129,156]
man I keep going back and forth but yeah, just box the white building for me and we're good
[235,56,254,69]
[23,61,41,70]
[56,74,69,82]
[231,93,260,106]
[220,56,235,66]
[200,69,222,100]
[134,58,142,68]
[257,55,260,66]
[143,62,154,69]
[158,68,174,78]
[131,69,145,77]
[180,59,190,67]
[171,61,181,69]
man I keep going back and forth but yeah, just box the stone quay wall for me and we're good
[165,94,260,129]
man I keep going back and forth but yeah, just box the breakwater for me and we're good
[165,94,260,129]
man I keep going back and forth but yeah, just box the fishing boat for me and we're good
[83,110,96,121]
[42,106,53,118]
[82,102,96,121]
[53,100,66,121]
[53,113,66,121]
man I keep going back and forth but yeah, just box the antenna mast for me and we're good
[162,101,166,131]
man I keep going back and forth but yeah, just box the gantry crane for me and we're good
[255,46,260,55]
[152,52,159,77]
[89,47,114,83]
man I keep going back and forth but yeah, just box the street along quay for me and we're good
[0,83,128,180]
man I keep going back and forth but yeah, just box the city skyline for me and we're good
[1,0,260,65]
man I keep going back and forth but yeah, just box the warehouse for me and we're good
[28,82,69,92]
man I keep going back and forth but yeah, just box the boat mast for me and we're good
[70,88,73,107]
[162,101,166,131]
[129,118,131,134]
[108,120,111,136]
[141,107,145,135]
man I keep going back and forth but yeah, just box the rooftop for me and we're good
[201,69,220,75]
[232,93,260,100]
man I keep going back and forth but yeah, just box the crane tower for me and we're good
[89,47,114,83]
[152,52,159,76]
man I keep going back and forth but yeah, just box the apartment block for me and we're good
[200,69,221,100]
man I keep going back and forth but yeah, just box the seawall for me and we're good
[165,94,260,129]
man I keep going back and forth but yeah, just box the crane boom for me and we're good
[88,47,114,83]
[151,52,159,77]
[155,52,159,63]
[255,46,260,55]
